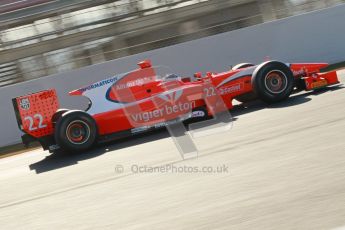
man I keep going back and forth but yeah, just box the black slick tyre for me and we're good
[54,110,97,152]
[251,61,294,103]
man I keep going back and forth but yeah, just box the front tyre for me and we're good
[251,61,294,103]
[54,111,97,152]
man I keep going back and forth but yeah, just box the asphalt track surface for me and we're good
[1,70,345,230]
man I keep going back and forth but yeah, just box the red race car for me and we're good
[12,60,339,153]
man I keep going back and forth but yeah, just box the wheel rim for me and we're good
[264,70,288,94]
[66,120,91,145]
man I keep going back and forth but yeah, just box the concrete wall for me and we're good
[0,4,345,148]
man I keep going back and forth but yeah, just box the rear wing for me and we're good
[12,89,59,139]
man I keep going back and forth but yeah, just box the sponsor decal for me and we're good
[130,101,195,123]
[115,77,155,90]
[154,119,180,129]
[80,76,119,93]
[219,83,242,95]
[20,98,30,110]
[106,76,156,103]
[293,69,305,76]
[38,91,54,100]
[191,110,205,118]
[131,119,183,134]
[131,126,149,134]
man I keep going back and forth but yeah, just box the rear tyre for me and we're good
[54,111,97,152]
[232,63,254,70]
[52,109,69,125]
[252,61,294,103]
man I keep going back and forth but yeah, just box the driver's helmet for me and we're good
[164,74,180,81]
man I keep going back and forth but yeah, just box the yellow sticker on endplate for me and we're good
[311,79,328,89]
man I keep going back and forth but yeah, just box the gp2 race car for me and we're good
[12,60,339,153]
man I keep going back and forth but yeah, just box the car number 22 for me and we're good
[24,114,47,131]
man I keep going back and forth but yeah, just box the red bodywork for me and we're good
[12,60,340,151]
